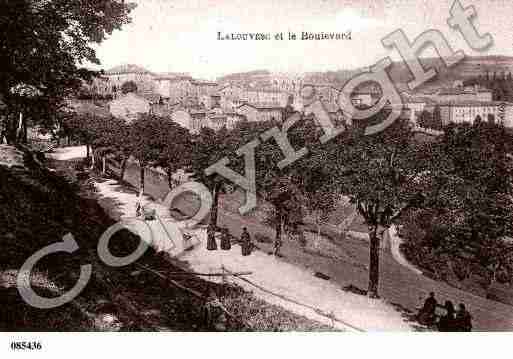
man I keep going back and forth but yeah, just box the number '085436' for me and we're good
[10,341,42,351]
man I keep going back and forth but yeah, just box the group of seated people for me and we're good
[418,292,473,332]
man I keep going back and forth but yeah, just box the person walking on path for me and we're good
[135,189,144,217]
[438,300,456,332]
[273,236,283,257]
[220,227,231,250]
[241,227,252,256]
[455,303,472,332]
[207,225,217,251]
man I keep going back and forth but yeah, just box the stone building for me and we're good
[237,102,283,122]
[438,101,513,127]
[104,64,156,97]
[108,93,151,123]
[244,88,290,107]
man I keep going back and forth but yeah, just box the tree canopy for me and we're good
[0,0,136,143]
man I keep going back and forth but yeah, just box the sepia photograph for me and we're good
[1,0,513,356]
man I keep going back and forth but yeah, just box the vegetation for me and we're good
[121,81,138,94]
[0,0,136,145]
[61,96,513,300]
[400,121,513,294]
[0,146,332,331]
[418,105,442,131]
[319,114,429,297]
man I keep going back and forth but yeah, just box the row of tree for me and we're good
[66,106,501,298]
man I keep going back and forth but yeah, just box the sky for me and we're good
[93,0,513,80]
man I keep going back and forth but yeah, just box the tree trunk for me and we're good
[210,182,221,229]
[21,114,28,144]
[16,112,23,143]
[120,158,127,181]
[5,113,17,145]
[102,156,106,174]
[275,219,282,245]
[368,225,381,298]
[90,149,95,170]
[86,144,90,159]
[317,213,322,243]
[139,164,145,194]
[274,211,284,256]
[166,168,174,189]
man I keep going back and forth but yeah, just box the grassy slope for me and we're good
[0,148,333,331]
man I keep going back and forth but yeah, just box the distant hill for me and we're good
[217,70,272,87]
[216,55,513,92]
[105,64,154,75]
[304,55,513,91]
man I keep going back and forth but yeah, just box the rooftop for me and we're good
[238,102,283,110]
[191,79,218,86]
[156,75,194,81]
[245,86,287,94]
[320,100,341,113]
[437,85,492,96]
[402,96,438,105]
[105,64,154,75]
[439,100,513,107]
[141,93,162,103]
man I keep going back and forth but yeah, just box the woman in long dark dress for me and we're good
[241,227,252,256]
[220,228,231,250]
[207,225,217,250]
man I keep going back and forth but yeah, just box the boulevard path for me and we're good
[93,178,412,331]
[117,155,513,331]
[49,146,513,331]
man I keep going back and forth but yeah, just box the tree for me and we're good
[402,122,513,287]
[300,150,337,245]
[62,113,98,160]
[325,113,428,297]
[197,117,312,250]
[261,175,304,256]
[304,188,336,246]
[154,119,193,189]
[417,110,433,129]
[190,126,237,229]
[90,116,131,174]
[121,81,138,94]
[432,105,442,130]
[0,0,135,144]
[128,114,170,194]
[417,107,442,131]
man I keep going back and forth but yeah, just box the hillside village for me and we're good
[76,61,513,134]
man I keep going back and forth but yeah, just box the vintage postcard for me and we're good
[1,0,513,356]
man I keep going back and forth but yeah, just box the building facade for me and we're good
[439,101,513,126]
[104,64,156,97]
[243,88,290,107]
[237,103,283,122]
[419,85,493,103]
[109,93,151,123]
